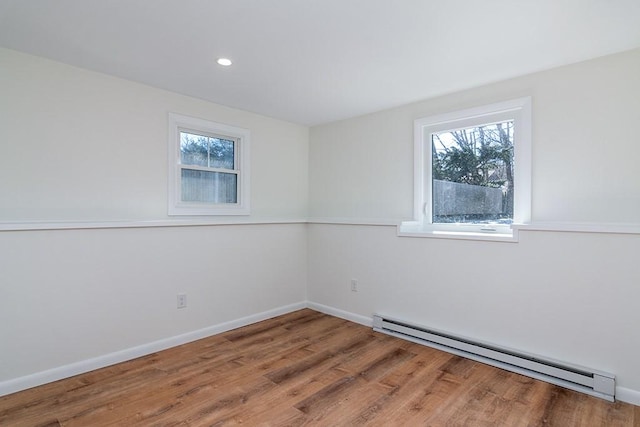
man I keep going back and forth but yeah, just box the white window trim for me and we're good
[399,97,531,242]
[168,113,250,216]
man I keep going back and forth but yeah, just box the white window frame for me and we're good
[168,113,250,216]
[399,97,531,242]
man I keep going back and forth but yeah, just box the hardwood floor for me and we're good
[1,309,638,426]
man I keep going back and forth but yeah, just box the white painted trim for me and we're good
[306,217,401,226]
[616,386,640,405]
[311,220,640,237]
[307,303,640,404]
[0,219,307,232]
[0,301,306,397]
[306,301,372,327]
[3,300,639,405]
[4,219,639,235]
[168,112,251,216]
[398,221,519,243]
[514,222,640,235]
[411,97,532,240]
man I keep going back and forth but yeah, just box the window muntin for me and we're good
[406,97,531,239]
[168,113,250,216]
[178,130,238,204]
[180,131,235,170]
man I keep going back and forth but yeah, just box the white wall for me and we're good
[0,48,308,388]
[308,49,640,400]
[0,48,308,222]
[310,48,640,223]
[1,224,307,381]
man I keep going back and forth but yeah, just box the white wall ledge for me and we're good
[397,228,518,243]
[0,218,307,232]
[396,221,640,241]
[513,222,640,235]
[396,220,518,242]
[2,218,639,235]
[316,219,640,238]
[306,217,400,226]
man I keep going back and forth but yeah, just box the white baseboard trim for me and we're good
[308,303,640,406]
[306,302,372,327]
[5,301,638,407]
[0,301,306,398]
[616,386,640,405]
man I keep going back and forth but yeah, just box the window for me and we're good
[401,97,531,241]
[168,113,250,215]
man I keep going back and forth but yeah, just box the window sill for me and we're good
[397,221,519,242]
[168,204,250,216]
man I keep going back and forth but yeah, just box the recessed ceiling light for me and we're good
[217,58,232,66]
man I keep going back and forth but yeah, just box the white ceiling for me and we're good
[1,1,639,126]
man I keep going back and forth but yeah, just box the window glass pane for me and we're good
[180,169,238,203]
[209,138,235,169]
[180,132,209,167]
[431,120,514,224]
[180,131,235,170]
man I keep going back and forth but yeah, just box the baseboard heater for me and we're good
[372,314,615,401]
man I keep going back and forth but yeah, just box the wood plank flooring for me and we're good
[1,309,638,426]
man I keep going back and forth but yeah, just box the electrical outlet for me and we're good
[350,279,358,292]
[177,293,187,309]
